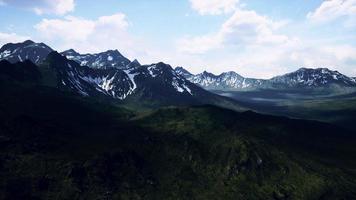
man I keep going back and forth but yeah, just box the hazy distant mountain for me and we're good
[176,67,267,91]
[176,67,356,91]
[270,68,356,88]
[61,49,131,70]
[0,40,53,64]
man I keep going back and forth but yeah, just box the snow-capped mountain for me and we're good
[270,68,356,88]
[0,40,53,64]
[0,40,240,108]
[44,52,137,99]
[176,67,266,91]
[61,49,131,70]
[43,52,228,107]
[177,67,356,91]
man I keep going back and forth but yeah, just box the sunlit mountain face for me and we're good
[1,0,356,199]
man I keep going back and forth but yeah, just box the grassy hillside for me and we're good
[1,81,356,199]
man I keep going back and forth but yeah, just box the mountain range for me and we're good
[2,40,355,94]
[176,66,356,91]
[0,40,243,110]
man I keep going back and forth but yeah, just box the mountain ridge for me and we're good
[61,48,132,70]
[176,66,356,91]
[1,40,354,92]
[1,40,355,107]
[0,40,53,64]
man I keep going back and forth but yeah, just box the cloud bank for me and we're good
[189,0,239,15]
[0,0,75,15]
[34,13,134,55]
[307,0,356,27]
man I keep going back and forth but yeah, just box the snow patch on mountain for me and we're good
[123,69,139,94]
[80,75,116,93]
[171,75,193,95]
[147,65,158,77]
[182,83,192,95]
[0,50,11,58]
[172,79,184,93]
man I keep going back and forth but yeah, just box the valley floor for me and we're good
[213,89,356,132]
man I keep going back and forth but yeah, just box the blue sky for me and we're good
[0,0,355,78]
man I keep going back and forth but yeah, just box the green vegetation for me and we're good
[1,80,356,199]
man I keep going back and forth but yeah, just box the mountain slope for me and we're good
[61,49,131,69]
[0,60,41,83]
[0,40,53,64]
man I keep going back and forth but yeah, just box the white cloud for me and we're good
[0,32,29,46]
[175,35,356,78]
[1,0,75,15]
[34,13,139,57]
[174,2,356,78]
[35,16,95,42]
[189,0,239,15]
[177,34,222,54]
[220,9,289,45]
[307,0,356,26]
[288,44,356,75]
[177,8,289,54]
